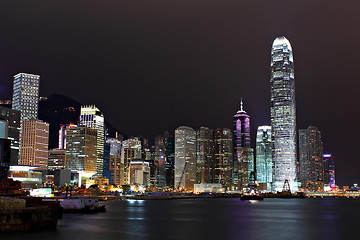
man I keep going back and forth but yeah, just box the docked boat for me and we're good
[240,194,264,201]
[0,196,63,232]
[59,197,106,213]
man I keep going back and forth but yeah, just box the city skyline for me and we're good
[0,1,358,187]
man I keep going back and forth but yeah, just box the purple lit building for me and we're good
[323,154,336,191]
[233,99,250,149]
[233,99,253,190]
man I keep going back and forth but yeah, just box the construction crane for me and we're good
[176,162,187,191]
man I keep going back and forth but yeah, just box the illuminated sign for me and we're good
[30,188,52,197]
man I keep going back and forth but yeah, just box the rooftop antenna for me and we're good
[240,97,244,111]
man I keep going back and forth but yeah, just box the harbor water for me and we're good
[2,198,359,240]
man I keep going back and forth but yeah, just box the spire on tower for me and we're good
[240,97,244,112]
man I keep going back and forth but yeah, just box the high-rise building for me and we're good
[80,105,105,177]
[270,36,298,192]
[0,107,21,165]
[129,160,150,186]
[48,148,66,170]
[120,138,142,185]
[0,139,11,179]
[256,126,272,190]
[12,73,40,123]
[196,127,215,183]
[19,120,49,169]
[233,101,253,190]
[299,126,324,191]
[233,99,251,149]
[175,126,196,191]
[107,138,122,186]
[65,126,97,178]
[214,128,233,189]
[323,154,335,191]
[165,135,175,189]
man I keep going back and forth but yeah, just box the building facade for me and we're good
[12,73,40,123]
[48,148,66,170]
[256,126,272,190]
[19,120,49,169]
[0,107,21,165]
[270,36,298,192]
[214,128,233,189]
[65,126,97,178]
[196,127,214,184]
[299,126,324,191]
[175,126,196,191]
[80,105,105,177]
[323,154,335,191]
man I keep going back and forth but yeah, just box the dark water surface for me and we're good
[2,198,360,240]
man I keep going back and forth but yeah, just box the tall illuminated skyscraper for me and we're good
[233,99,250,149]
[214,128,233,189]
[175,126,196,191]
[256,126,272,190]
[196,127,214,183]
[12,73,40,123]
[299,126,324,191]
[19,119,49,170]
[233,100,253,190]
[270,36,298,192]
[80,105,105,177]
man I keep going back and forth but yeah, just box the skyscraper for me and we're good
[19,120,49,169]
[0,107,21,165]
[323,154,335,191]
[175,126,196,191]
[233,100,253,190]
[299,126,324,191]
[256,126,272,190]
[80,105,105,177]
[270,36,298,192]
[233,99,250,149]
[12,73,40,123]
[65,126,97,178]
[196,127,214,183]
[214,128,233,189]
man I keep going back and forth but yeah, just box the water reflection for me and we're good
[2,198,358,240]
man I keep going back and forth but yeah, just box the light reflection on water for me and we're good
[2,198,359,240]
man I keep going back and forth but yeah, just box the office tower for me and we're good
[270,36,298,192]
[175,126,196,191]
[233,101,254,190]
[233,99,251,149]
[120,138,142,185]
[12,73,40,123]
[107,138,122,185]
[19,120,49,169]
[0,107,21,165]
[65,126,97,177]
[129,160,150,186]
[213,128,233,189]
[103,142,111,181]
[165,135,175,189]
[122,138,142,159]
[58,124,66,149]
[256,126,272,190]
[154,142,167,189]
[196,127,215,183]
[80,105,105,177]
[323,154,335,191]
[299,126,324,191]
[48,148,66,170]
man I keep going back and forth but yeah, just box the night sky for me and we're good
[0,1,359,187]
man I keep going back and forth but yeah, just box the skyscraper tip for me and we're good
[272,36,292,51]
